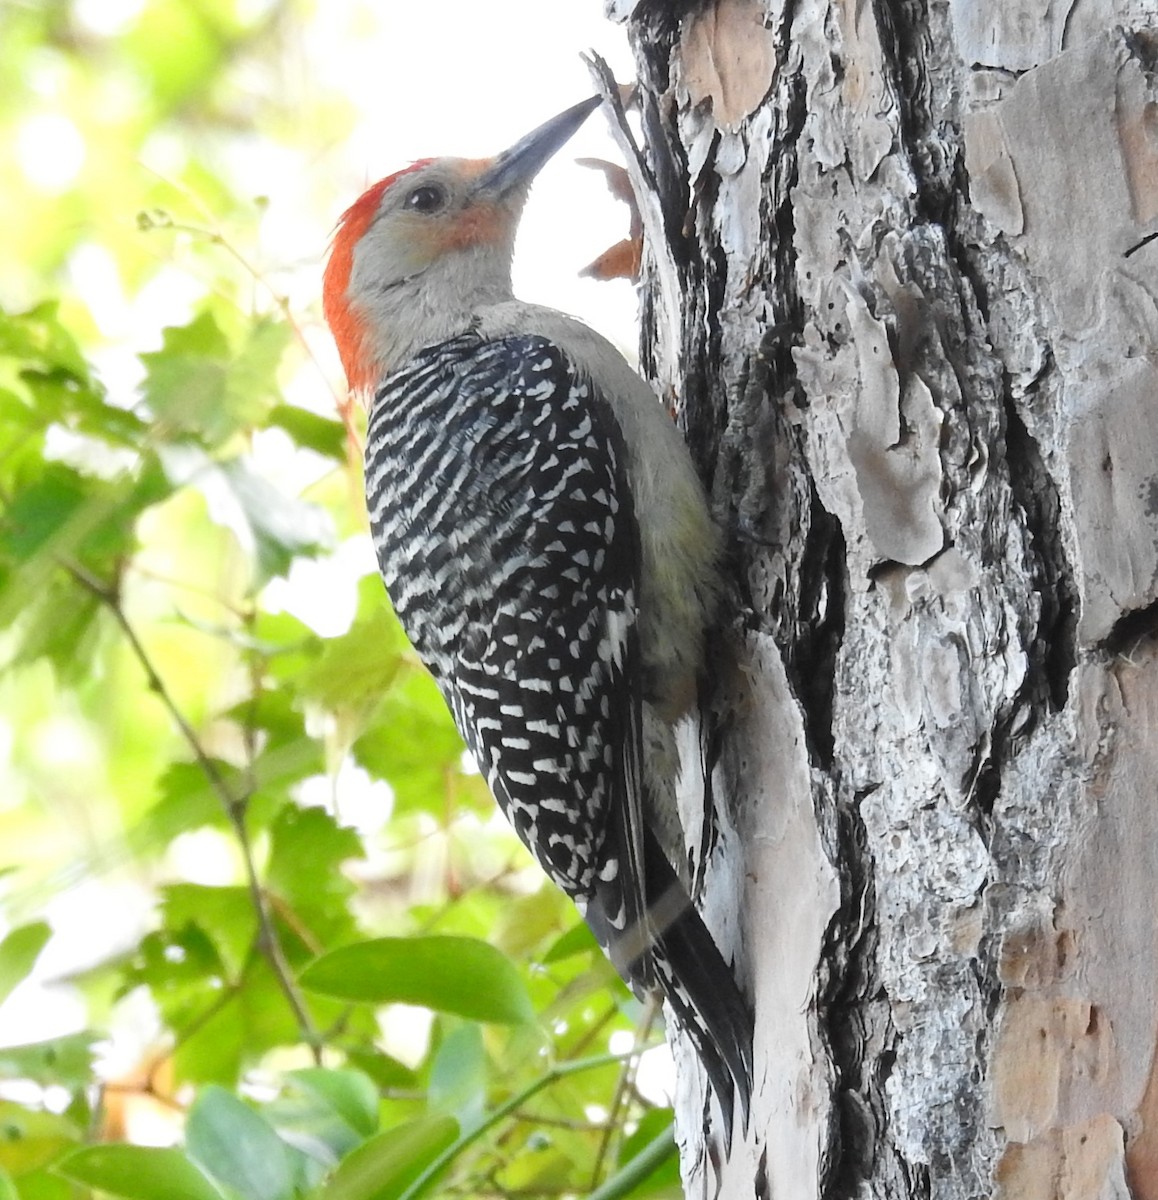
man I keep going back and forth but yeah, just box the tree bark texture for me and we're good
[599,1,1158,1196]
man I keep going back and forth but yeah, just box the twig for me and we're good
[66,560,322,1060]
[589,995,660,1190]
[587,1126,677,1200]
[396,1049,637,1200]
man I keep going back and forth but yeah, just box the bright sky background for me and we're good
[305,2,638,334]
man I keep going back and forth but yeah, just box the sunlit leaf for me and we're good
[0,303,89,381]
[299,583,410,714]
[493,891,574,962]
[352,671,465,814]
[55,1145,225,1200]
[4,572,104,679]
[300,936,534,1025]
[141,311,232,444]
[0,1103,80,1176]
[160,884,258,978]
[0,1032,96,1088]
[344,1049,418,1093]
[268,404,347,462]
[0,920,51,1008]
[266,805,363,948]
[225,319,291,427]
[142,312,289,448]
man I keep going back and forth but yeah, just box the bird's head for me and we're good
[323,95,602,395]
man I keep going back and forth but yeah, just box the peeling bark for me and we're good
[603,2,1158,1196]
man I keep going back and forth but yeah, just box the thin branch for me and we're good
[66,559,322,1059]
[507,1110,612,1132]
[589,996,660,1190]
[396,1050,637,1200]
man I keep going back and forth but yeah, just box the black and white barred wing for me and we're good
[365,333,650,974]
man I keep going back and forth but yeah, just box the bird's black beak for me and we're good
[476,95,602,199]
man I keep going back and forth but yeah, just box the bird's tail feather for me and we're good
[642,828,753,1143]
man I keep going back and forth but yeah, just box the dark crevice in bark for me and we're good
[785,493,845,767]
[632,0,711,25]
[1003,395,1079,710]
[630,16,691,269]
[1126,25,1158,75]
[768,70,807,328]
[874,0,957,229]
[687,214,731,487]
[970,745,1003,819]
[819,791,886,1199]
[1098,596,1158,660]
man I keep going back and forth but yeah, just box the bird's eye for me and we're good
[405,184,448,214]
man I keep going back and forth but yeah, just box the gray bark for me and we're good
[599,2,1158,1196]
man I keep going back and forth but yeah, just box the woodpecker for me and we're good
[323,96,753,1135]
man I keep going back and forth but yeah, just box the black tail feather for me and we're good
[642,828,753,1141]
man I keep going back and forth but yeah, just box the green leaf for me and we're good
[0,1032,96,1088]
[0,1103,80,1176]
[0,1166,16,1200]
[541,918,600,965]
[352,671,465,814]
[225,319,291,428]
[344,1050,417,1093]
[0,452,167,593]
[0,920,50,1007]
[160,884,258,977]
[0,303,89,381]
[289,1068,380,1139]
[316,1116,457,1200]
[5,572,104,680]
[300,936,534,1025]
[0,463,93,562]
[268,404,347,461]
[55,1145,225,1200]
[428,1026,486,1132]
[266,805,363,951]
[187,1085,295,1200]
[141,311,231,443]
[141,312,288,448]
[299,583,409,714]
[171,991,245,1087]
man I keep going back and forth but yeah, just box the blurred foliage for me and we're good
[0,2,676,1197]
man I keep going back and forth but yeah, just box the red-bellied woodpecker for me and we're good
[322,96,753,1135]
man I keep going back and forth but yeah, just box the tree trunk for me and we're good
[598,2,1158,1196]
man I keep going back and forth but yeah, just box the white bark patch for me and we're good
[972,32,1158,642]
[678,0,777,131]
[793,282,946,573]
[679,633,838,1199]
[843,286,946,567]
[963,99,1025,236]
[947,0,1074,72]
